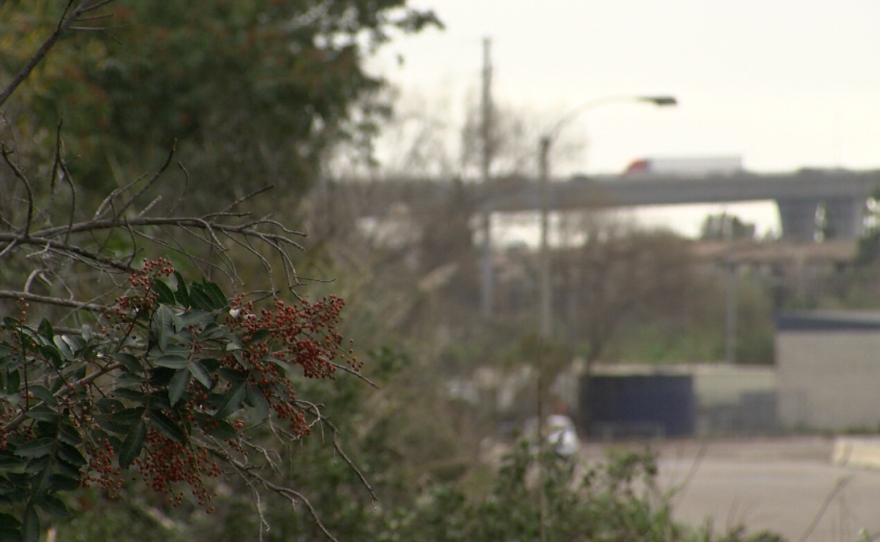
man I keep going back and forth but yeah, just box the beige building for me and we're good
[776,311,880,431]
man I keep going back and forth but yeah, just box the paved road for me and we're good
[585,437,880,542]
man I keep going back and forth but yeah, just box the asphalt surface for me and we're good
[584,437,880,542]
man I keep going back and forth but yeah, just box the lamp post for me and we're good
[538,95,677,339]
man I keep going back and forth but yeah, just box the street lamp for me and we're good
[537,95,677,338]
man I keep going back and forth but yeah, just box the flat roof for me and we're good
[776,310,880,331]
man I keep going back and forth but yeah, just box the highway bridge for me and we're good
[332,168,880,241]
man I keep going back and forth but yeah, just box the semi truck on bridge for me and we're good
[622,156,743,177]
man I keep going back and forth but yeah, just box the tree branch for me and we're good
[0,1,112,107]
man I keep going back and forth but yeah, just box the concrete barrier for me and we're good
[831,436,880,468]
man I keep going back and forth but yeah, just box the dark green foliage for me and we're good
[0,263,354,541]
[0,1,440,203]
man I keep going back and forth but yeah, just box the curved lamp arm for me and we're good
[542,95,677,147]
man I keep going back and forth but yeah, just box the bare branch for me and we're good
[330,361,379,389]
[1,144,34,237]
[2,361,123,433]
[0,290,107,312]
[0,1,113,108]
[116,140,176,219]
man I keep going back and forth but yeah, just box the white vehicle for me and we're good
[622,156,742,177]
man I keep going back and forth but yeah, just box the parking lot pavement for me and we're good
[584,437,880,542]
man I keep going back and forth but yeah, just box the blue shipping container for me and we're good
[582,375,695,437]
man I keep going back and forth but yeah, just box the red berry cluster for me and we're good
[223,295,359,436]
[81,437,123,495]
[113,257,174,319]
[132,428,221,510]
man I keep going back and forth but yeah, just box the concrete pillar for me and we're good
[823,197,865,239]
[776,199,819,241]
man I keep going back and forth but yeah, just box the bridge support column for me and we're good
[776,199,819,241]
[823,197,865,239]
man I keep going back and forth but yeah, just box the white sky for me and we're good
[367,1,880,238]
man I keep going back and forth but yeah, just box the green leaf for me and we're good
[0,513,20,542]
[112,353,143,373]
[188,360,213,389]
[117,372,146,387]
[119,418,146,469]
[29,386,56,406]
[113,407,146,424]
[225,333,243,352]
[37,319,53,340]
[0,357,13,371]
[37,345,62,368]
[152,279,177,305]
[205,419,237,440]
[61,335,85,355]
[33,421,57,439]
[188,284,215,311]
[112,388,147,403]
[249,329,271,344]
[198,323,229,341]
[14,438,54,458]
[154,354,188,369]
[49,474,80,492]
[52,336,73,360]
[56,443,86,469]
[22,505,38,542]
[203,282,228,310]
[246,384,269,422]
[35,493,70,518]
[57,423,82,446]
[214,382,246,420]
[30,458,53,496]
[25,405,57,423]
[52,457,81,481]
[168,369,190,406]
[148,410,188,444]
[152,306,176,350]
[96,398,125,413]
[178,310,216,330]
[173,271,190,308]
[5,369,19,396]
[218,368,247,384]
[0,452,25,473]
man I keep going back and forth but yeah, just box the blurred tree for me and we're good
[564,217,693,365]
[0,0,440,205]
[558,216,693,432]
[700,213,756,240]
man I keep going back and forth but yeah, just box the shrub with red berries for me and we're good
[0,259,356,537]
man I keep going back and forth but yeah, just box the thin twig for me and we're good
[799,477,851,542]
[0,0,84,107]
[0,290,107,312]
[2,361,123,433]
[1,144,34,237]
[116,140,176,219]
[330,361,378,389]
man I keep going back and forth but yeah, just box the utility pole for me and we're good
[538,136,552,338]
[479,37,494,318]
[724,213,737,364]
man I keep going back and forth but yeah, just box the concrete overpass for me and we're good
[335,169,880,240]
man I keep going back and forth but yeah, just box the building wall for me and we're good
[777,331,880,430]
[590,364,777,435]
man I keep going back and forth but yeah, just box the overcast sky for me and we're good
[367,1,880,237]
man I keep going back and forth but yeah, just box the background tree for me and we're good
[0,2,440,541]
[0,0,440,205]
